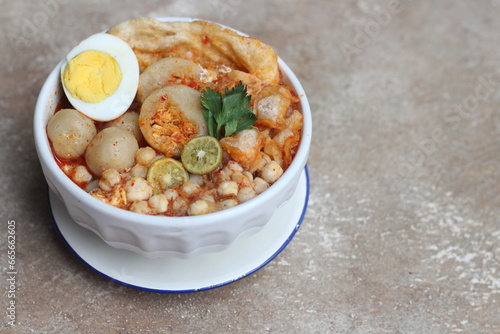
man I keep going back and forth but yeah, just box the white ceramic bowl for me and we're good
[34,18,312,258]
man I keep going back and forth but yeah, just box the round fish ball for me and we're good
[137,57,203,104]
[47,108,97,159]
[103,111,144,143]
[85,127,139,177]
[139,85,207,157]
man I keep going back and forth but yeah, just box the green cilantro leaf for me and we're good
[201,81,256,140]
[200,88,221,138]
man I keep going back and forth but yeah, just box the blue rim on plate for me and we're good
[49,166,309,293]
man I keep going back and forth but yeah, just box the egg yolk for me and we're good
[63,50,122,104]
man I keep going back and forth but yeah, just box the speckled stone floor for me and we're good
[1,0,498,333]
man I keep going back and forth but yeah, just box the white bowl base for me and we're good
[49,167,309,293]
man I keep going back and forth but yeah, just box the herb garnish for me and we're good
[201,81,257,140]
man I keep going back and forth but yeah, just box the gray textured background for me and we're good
[1,0,498,333]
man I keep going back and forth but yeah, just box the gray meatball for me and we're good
[47,108,97,159]
[85,127,139,177]
[103,111,144,143]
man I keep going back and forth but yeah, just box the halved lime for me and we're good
[181,136,223,175]
[146,157,189,194]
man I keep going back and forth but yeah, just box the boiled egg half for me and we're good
[60,33,139,121]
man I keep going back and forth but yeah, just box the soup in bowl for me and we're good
[34,17,311,257]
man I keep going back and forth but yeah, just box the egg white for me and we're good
[60,33,139,121]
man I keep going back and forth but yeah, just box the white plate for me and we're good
[49,167,309,293]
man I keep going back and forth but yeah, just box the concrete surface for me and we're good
[0,0,499,333]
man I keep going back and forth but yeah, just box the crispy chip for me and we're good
[107,17,279,84]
